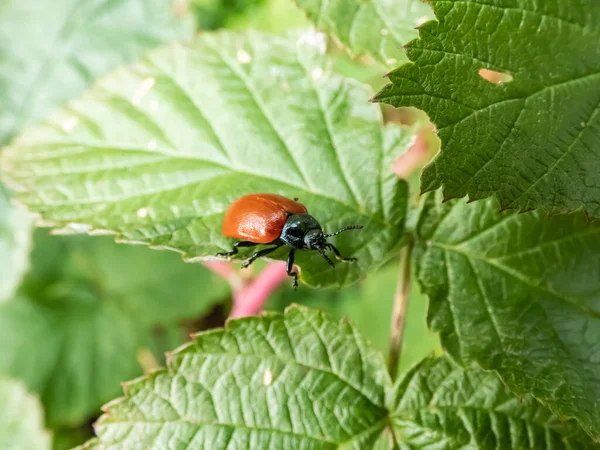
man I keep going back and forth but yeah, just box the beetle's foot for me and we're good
[216,251,234,259]
[292,277,299,290]
[333,254,357,263]
[241,259,253,269]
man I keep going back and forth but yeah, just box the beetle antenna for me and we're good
[324,225,363,238]
[318,249,335,268]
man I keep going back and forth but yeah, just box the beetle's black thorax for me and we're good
[279,213,323,250]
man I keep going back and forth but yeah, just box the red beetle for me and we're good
[217,193,363,288]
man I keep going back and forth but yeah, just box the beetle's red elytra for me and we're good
[218,193,363,288]
[222,193,308,244]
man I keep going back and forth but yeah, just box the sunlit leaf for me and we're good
[2,29,412,288]
[77,306,597,449]
[78,305,391,449]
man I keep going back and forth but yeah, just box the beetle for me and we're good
[217,193,363,288]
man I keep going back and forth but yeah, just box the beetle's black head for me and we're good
[280,213,364,256]
[304,229,326,250]
[303,223,365,252]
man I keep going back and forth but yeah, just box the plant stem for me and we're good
[392,131,429,179]
[203,261,243,291]
[388,239,414,381]
[229,262,289,318]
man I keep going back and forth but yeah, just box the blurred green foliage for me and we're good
[191,0,267,29]
[0,230,230,429]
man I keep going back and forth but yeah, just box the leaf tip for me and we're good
[101,396,125,414]
[285,302,303,314]
[339,314,351,326]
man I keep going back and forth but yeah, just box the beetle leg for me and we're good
[216,240,259,258]
[286,249,299,290]
[326,243,357,263]
[318,249,335,268]
[241,244,282,269]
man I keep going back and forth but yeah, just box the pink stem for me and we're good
[202,261,243,291]
[230,262,289,318]
[392,132,429,179]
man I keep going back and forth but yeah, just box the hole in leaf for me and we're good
[479,68,513,84]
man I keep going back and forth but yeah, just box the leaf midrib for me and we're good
[201,36,315,191]
[11,139,392,227]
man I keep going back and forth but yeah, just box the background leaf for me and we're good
[0,0,193,145]
[191,0,267,30]
[0,185,31,302]
[0,378,51,450]
[293,0,433,67]
[0,0,195,306]
[374,0,600,218]
[390,356,597,449]
[0,231,229,427]
[414,191,600,439]
[79,305,391,449]
[0,0,197,445]
[2,29,412,288]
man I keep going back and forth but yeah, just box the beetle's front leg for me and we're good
[241,244,282,268]
[286,249,299,289]
[326,243,357,263]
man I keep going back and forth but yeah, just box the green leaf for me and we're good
[267,261,441,373]
[390,356,597,449]
[0,0,193,146]
[374,0,600,218]
[293,0,433,68]
[414,191,600,440]
[0,231,229,427]
[0,185,31,302]
[1,29,412,288]
[0,378,51,450]
[78,305,391,449]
